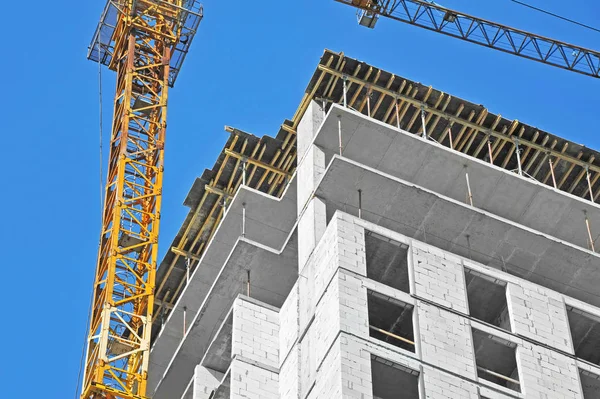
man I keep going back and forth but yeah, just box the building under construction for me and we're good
[141,49,600,398]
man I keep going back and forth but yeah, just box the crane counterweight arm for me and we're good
[82,1,202,399]
[338,0,600,79]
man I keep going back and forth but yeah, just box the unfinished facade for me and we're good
[147,50,600,398]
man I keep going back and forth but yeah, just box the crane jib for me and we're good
[337,0,600,79]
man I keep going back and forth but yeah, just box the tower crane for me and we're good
[82,1,202,398]
[338,0,600,79]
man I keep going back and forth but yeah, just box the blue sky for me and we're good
[0,0,598,397]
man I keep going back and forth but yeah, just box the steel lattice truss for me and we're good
[338,0,600,79]
[83,1,201,398]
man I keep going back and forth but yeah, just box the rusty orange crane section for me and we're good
[83,1,202,398]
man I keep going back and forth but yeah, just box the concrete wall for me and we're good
[412,242,469,313]
[232,297,279,369]
[188,209,598,398]
[230,358,279,399]
[230,297,280,399]
[182,98,600,398]
[285,210,597,398]
[506,283,572,353]
[190,296,280,399]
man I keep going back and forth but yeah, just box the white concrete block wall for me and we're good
[338,271,369,337]
[279,347,299,399]
[230,358,279,399]
[299,216,339,334]
[297,195,327,268]
[232,297,279,369]
[336,212,367,276]
[292,213,371,399]
[412,241,469,313]
[299,226,367,398]
[417,301,477,379]
[279,282,298,368]
[351,212,579,353]
[312,215,341,304]
[335,212,585,398]
[507,283,572,353]
[297,100,325,160]
[340,333,374,398]
[296,142,326,217]
[246,211,599,398]
[291,217,344,399]
[309,269,367,388]
[307,337,343,399]
[518,343,583,398]
[192,365,223,399]
[299,329,317,398]
[313,271,342,362]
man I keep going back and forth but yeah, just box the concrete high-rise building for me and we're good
[146,50,600,399]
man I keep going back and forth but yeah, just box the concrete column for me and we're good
[297,101,327,269]
[297,100,325,160]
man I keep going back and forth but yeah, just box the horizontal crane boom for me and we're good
[337,0,600,79]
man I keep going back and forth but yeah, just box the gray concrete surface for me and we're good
[149,181,297,395]
[152,232,297,399]
[317,155,600,306]
[314,105,600,255]
[201,311,233,374]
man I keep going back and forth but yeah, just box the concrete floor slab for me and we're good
[151,233,297,399]
[317,155,600,308]
[149,181,297,395]
[314,105,600,253]
[202,310,233,374]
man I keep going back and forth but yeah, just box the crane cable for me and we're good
[510,0,600,34]
[74,39,105,399]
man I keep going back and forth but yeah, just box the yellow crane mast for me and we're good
[83,1,202,398]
